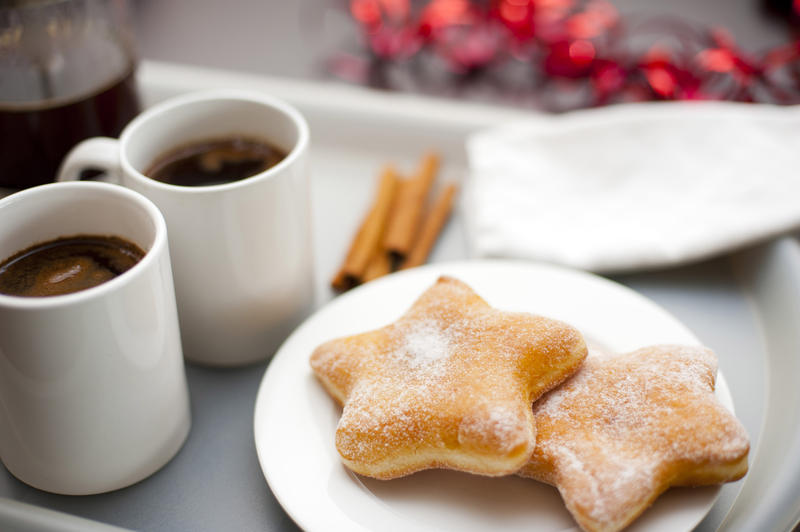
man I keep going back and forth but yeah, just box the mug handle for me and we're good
[57,137,122,183]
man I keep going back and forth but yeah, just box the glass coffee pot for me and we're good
[0,0,140,190]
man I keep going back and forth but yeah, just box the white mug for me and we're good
[58,89,315,366]
[0,181,191,495]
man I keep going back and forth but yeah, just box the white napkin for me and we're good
[464,102,800,273]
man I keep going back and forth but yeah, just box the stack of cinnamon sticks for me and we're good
[331,152,457,292]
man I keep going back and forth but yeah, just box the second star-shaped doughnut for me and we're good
[519,345,750,532]
[310,275,588,479]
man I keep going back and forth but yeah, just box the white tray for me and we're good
[0,60,798,532]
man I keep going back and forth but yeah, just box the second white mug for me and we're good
[58,89,315,366]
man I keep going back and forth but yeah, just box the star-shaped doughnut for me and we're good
[519,345,749,532]
[310,276,588,479]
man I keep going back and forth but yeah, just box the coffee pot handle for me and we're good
[57,137,122,184]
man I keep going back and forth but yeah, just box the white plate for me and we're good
[253,259,732,532]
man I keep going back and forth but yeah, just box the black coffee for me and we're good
[0,235,145,297]
[145,136,288,187]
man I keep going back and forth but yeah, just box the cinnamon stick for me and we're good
[362,247,393,282]
[331,264,356,292]
[383,152,440,259]
[331,166,399,290]
[401,183,457,270]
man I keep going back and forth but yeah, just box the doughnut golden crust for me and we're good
[519,345,750,532]
[310,276,588,480]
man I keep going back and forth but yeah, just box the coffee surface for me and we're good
[145,136,287,186]
[0,235,145,297]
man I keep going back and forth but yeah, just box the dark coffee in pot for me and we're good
[145,136,287,187]
[0,234,145,297]
[0,70,140,190]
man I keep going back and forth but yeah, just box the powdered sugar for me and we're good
[457,404,529,454]
[391,318,454,373]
